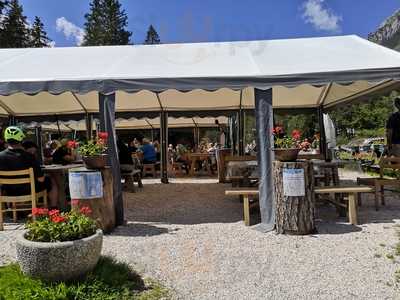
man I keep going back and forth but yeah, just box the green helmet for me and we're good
[4,126,25,142]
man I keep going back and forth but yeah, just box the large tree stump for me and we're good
[273,161,315,235]
[70,167,115,233]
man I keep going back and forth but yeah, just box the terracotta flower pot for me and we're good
[274,148,300,162]
[83,154,108,169]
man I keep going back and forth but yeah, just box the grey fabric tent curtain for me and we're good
[255,88,275,232]
[99,93,123,226]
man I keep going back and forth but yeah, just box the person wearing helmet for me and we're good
[0,126,56,206]
[387,96,400,156]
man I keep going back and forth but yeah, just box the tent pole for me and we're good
[8,115,16,126]
[238,90,245,155]
[99,92,124,226]
[254,88,275,232]
[85,113,93,140]
[160,111,169,184]
[35,126,43,165]
[318,106,327,161]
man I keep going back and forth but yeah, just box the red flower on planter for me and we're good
[275,126,284,134]
[67,140,78,149]
[80,206,92,215]
[98,132,108,140]
[32,208,48,216]
[48,209,60,217]
[52,215,66,223]
[291,129,301,140]
[71,199,80,206]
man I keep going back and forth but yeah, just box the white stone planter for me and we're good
[16,229,103,282]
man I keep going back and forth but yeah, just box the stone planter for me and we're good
[16,229,103,282]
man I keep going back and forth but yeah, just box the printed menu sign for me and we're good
[283,168,305,197]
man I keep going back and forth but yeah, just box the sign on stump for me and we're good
[273,161,315,234]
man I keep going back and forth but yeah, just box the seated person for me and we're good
[22,140,40,161]
[139,138,157,164]
[117,140,133,165]
[52,138,75,165]
[0,127,57,207]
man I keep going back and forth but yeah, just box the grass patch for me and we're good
[0,256,170,300]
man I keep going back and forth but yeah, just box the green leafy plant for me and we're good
[0,257,170,300]
[25,203,97,242]
[78,132,108,157]
[272,126,302,149]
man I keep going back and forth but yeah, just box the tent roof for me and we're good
[1,35,400,120]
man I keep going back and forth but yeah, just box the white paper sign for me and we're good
[283,168,305,197]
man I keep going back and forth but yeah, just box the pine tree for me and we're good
[83,0,132,46]
[0,0,30,48]
[29,16,51,47]
[144,25,160,45]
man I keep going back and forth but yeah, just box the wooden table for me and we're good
[43,163,84,210]
[188,153,213,176]
[225,160,259,187]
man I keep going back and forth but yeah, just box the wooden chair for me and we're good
[0,168,48,231]
[143,164,157,177]
[120,164,143,193]
[357,157,400,210]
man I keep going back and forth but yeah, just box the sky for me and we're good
[17,0,400,47]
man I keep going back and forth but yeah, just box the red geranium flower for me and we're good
[67,140,78,149]
[32,207,48,216]
[98,132,108,140]
[52,215,66,223]
[275,126,284,134]
[80,206,92,216]
[291,129,301,140]
[48,209,60,217]
[71,199,80,206]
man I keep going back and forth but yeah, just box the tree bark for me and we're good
[274,161,315,235]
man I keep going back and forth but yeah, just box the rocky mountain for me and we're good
[368,9,400,51]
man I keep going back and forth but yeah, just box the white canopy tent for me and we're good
[1,34,400,230]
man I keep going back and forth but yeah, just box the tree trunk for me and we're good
[71,168,115,233]
[273,161,315,235]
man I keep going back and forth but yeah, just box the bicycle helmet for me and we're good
[4,126,25,142]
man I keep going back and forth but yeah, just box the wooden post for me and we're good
[273,161,315,235]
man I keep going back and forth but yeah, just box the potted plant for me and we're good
[78,132,109,169]
[16,206,102,282]
[273,126,302,161]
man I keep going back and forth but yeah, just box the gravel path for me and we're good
[1,177,400,299]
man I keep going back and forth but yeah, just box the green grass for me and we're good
[0,256,170,300]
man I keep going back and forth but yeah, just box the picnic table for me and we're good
[43,163,84,210]
[225,160,259,187]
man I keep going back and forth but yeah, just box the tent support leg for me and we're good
[254,88,275,232]
[85,113,93,140]
[99,92,124,226]
[238,109,245,155]
[35,126,43,165]
[160,111,169,184]
[318,107,327,161]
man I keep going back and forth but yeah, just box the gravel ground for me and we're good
[1,174,400,299]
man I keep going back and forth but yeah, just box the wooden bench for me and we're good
[225,188,259,226]
[314,186,374,225]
